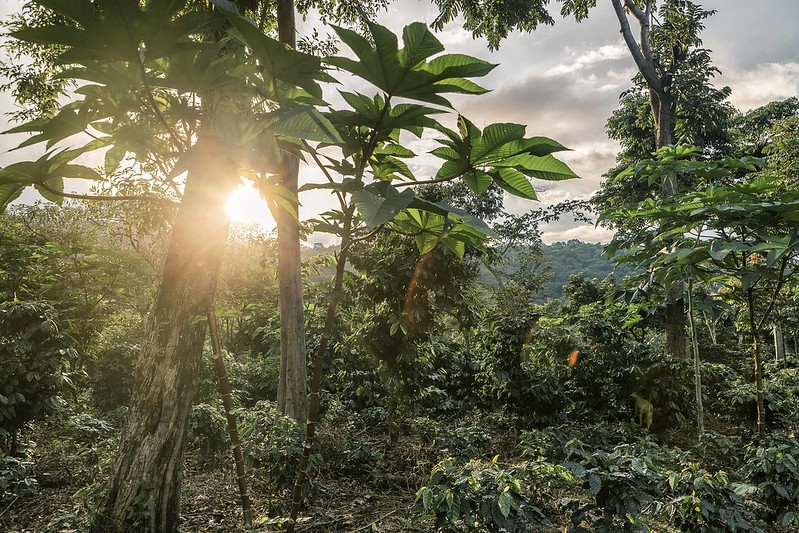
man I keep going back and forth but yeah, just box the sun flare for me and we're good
[226,179,272,226]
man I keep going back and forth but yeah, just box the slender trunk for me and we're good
[702,310,718,345]
[91,137,234,532]
[747,288,767,444]
[687,279,704,435]
[653,89,687,359]
[206,304,252,528]
[773,322,785,364]
[287,208,354,532]
[275,0,308,423]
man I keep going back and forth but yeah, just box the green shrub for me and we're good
[240,401,307,493]
[662,462,757,532]
[742,434,799,525]
[413,456,571,532]
[565,441,671,531]
[0,453,37,502]
[0,301,76,453]
[188,403,229,467]
[88,342,137,412]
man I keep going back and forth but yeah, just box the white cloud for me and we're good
[545,44,628,77]
[541,224,615,244]
[718,62,799,112]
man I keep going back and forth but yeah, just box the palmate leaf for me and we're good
[491,167,537,200]
[327,19,495,107]
[221,8,328,100]
[431,116,577,196]
[0,144,105,213]
[352,184,415,228]
[0,183,25,212]
[5,107,93,149]
[16,0,206,64]
[269,107,343,144]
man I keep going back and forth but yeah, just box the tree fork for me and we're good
[206,302,253,528]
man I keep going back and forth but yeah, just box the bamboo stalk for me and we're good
[207,303,253,528]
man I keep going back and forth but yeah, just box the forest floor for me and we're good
[1,420,432,532]
[2,413,796,532]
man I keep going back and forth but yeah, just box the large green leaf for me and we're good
[327,19,495,107]
[491,167,537,200]
[352,185,415,228]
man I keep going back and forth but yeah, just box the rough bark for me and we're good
[612,0,687,358]
[275,0,309,423]
[91,137,234,532]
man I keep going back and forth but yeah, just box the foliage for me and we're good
[187,403,229,467]
[742,435,799,525]
[240,401,309,493]
[565,440,669,531]
[0,300,76,452]
[413,456,570,532]
[0,453,38,502]
[662,462,756,532]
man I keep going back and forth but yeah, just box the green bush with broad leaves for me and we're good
[0,453,38,503]
[0,300,76,453]
[662,462,757,532]
[742,435,799,525]
[413,456,573,532]
[187,403,229,467]
[564,441,670,531]
[240,401,309,493]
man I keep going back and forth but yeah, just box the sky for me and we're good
[2,0,798,244]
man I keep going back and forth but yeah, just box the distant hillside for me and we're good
[306,240,633,301]
[481,240,635,301]
[538,240,633,300]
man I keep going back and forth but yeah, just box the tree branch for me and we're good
[37,183,179,206]
[611,0,662,91]
[301,140,347,212]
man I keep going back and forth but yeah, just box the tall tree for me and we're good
[2,0,334,529]
[274,0,309,422]
[431,0,730,357]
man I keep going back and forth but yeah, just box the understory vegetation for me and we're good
[2,200,799,531]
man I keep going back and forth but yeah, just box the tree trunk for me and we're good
[773,322,785,364]
[687,279,704,435]
[653,89,688,359]
[275,0,309,423]
[91,137,234,532]
[747,288,767,444]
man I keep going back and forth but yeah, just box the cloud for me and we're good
[541,223,614,244]
[717,62,799,112]
[545,44,628,76]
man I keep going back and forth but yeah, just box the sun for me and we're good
[226,179,273,227]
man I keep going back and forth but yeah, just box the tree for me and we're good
[0,300,76,455]
[607,147,799,442]
[2,1,334,529]
[431,0,731,358]
[274,16,578,527]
